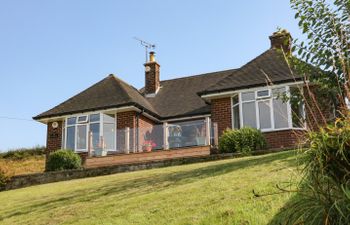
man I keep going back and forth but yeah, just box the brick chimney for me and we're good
[269,30,292,54]
[144,51,160,96]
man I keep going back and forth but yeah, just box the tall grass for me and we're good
[269,117,350,225]
[0,146,46,177]
[0,145,45,160]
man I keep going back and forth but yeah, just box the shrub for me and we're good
[272,117,350,225]
[46,150,81,172]
[219,127,267,154]
[0,146,45,160]
[0,168,9,189]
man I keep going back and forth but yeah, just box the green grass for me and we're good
[0,151,301,225]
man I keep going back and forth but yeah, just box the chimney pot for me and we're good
[149,51,155,62]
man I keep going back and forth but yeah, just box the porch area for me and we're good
[80,116,218,168]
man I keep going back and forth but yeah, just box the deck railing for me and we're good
[88,119,218,157]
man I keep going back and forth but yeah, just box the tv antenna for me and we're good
[133,37,156,62]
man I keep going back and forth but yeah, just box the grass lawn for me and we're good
[0,150,301,225]
[0,155,45,176]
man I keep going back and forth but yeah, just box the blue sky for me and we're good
[0,0,303,151]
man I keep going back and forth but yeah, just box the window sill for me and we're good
[261,127,307,133]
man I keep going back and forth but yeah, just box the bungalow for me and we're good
[33,30,328,167]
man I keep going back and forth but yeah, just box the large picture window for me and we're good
[232,86,305,131]
[64,113,116,152]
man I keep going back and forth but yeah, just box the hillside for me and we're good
[0,151,300,225]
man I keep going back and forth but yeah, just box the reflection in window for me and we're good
[64,113,116,152]
[77,125,87,150]
[66,126,75,150]
[258,100,271,129]
[235,86,305,131]
[103,114,116,150]
[242,101,257,128]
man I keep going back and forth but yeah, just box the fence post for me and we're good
[163,122,169,150]
[125,127,130,154]
[205,117,211,145]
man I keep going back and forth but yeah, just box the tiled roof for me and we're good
[199,49,303,95]
[142,69,235,119]
[33,75,158,120]
[34,48,305,121]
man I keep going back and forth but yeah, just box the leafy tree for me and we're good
[291,0,350,111]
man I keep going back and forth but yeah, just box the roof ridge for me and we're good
[109,74,146,97]
[239,48,276,69]
[160,68,238,83]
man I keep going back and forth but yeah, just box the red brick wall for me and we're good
[211,97,232,135]
[117,111,137,151]
[263,129,305,150]
[46,121,63,155]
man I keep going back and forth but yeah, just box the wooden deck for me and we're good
[84,146,211,168]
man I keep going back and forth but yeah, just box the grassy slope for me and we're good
[0,151,300,225]
[0,156,45,176]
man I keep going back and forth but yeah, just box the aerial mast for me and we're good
[133,37,156,62]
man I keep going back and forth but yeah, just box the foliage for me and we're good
[0,168,9,189]
[219,127,267,154]
[0,146,45,160]
[290,0,350,110]
[46,150,81,172]
[272,117,350,225]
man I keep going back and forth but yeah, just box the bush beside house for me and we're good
[46,150,82,172]
[219,127,267,154]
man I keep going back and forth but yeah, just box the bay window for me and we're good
[232,85,305,131]
[63,113,116,152]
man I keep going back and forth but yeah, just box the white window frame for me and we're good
[233,85,306,133]
[231,94,240,129]
[63,112,117,152]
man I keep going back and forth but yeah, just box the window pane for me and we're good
[273,87,286,97]
[77,116,88,123]
[290,87,305,128]
[67,117,76,125]
[242,102,257,128]
[66,126,75,150]
[90,123,100,148]
[77,125,87,150]
[232,95,239,105]
[241,92,255,101]
[292,101,305,127]
[273,99,289,129]
[233,105,240,129]
[103,123,115,150]
[103,114,115,123]
[257,90,269,98]
[89,114,100,122]
[258,100,271,129]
